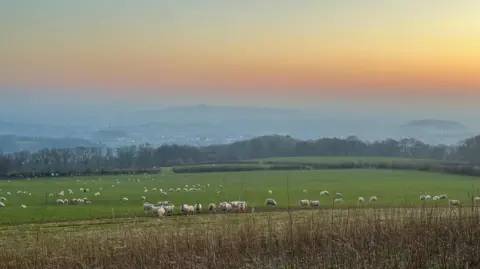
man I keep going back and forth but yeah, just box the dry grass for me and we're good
[2,206,480,269]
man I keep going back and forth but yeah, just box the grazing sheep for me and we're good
[21,204,27,208]
[238,201,247,212]
[121,197,129,201]
[425,195,432,200]
[0,202,4,207]
[334,198,344,203]
[335,192,343,198]
[219,202,232,212]
[94,192,100,196]
[268,190,272,194]
[310,200,320,207]
[299,199,309,207]
[194,203,202,213]
[369,196,377,202]
[449,199,460,206]
[474,197,480,204]
[163,205,174,215]
[144,203,155,211]
[0,197,6,202]
[63,199,69,204]
[265,198,277,207]
[180,204,195,215]
[56,199,64,204]
[320,190,330,196]
[85,200,91,204]
[358,197,365,204]
[208,203,216,212]
[153,206,166,217]
[420,195,426,201]
[439,194,448,200]
[433,196,439,201]
[302,189,307,194]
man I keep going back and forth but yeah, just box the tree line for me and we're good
[1,134,479,177]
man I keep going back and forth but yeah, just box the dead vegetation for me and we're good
[1,206,480,268]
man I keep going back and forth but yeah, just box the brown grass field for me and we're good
[2,206,480,269]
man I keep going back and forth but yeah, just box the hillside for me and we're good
[401,119,467,131]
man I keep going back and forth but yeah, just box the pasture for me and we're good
[1,168,480,224]
[250,156,443,164]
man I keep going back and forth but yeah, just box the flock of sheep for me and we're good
[142,200,249,217]
[0,174,473,213]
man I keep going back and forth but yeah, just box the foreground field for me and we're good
[1,207,480,268]
[1,169,480,224]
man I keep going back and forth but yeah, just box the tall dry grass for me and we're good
[1,206,480,269]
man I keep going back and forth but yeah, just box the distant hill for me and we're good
[401,119,467,131]
[92,129,128,141]
[0,135,103,153]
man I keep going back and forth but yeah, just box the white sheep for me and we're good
[334,198,344,203]
[425,195,432,200]
[56,199,64,204]
[144,203,155,211]
[433,196,439,201]
[163,205,174,215]
[63,199,69,204]
[439,194,448,200]
[208,203,216,212]
[265,198,277,207]
[358,197,365,204]
[0,202,4,207]
[420,195,426,201]
[473,197,480,204]
[94,192,100,196]
[449,199,460,206]
[299,199,309,207]
[302,189,307,194]
[320,190,329,196]
[268,190,272,194]
[21,204,27,208]
[238,201,247,212]
[335,192,343,198]
[369,196,377,202]
[310,200,320,207]
[221,202,232,212]
[0,197,6,202]
[121,197,129,201]
[194,203,202,213]
[152,206,166,217]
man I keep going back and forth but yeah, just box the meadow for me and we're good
[1,166,480,224]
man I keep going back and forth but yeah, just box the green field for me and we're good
[1,168,480,224]
[250,156,443,164]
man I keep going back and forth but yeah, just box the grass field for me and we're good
[1,168,480,224]
[250,156,444,163]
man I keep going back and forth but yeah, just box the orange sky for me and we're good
[1,1,479,100]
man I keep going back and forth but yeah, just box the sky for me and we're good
[1,0,480,110]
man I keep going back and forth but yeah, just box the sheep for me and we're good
[208,203,216,212]
[121,197,129,201]
[144,203,155,211]
[0,197,6,202]
[220,202,232,212]
[160,191,168,196]
[433,196,439,201]
[194,203,202,213]
[334,198,344,203]
[21,204,27,208]
[56,199,65,204]
[238,201,247,212]
[268,190,272,194]
[335,192,343,198]
[299,199,309,207]
[63,199,69,204]
[439,194,448,200]
[473,197,480,204]
[310,200,320,207]
[85,200,91,204]
[302,189,307,194]
[0,202,4,207]
[420,195,426,201]
[320,190,330,196]
[265,198,277,207]
[449,199,460,206]
[425,195,432,200]
[152,206,166,217]
[163,205,174,215]
[358,197,365,204]
[369,196,377,202]
[94,192,100,196]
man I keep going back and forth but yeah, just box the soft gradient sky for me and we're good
[1,0,479,108]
